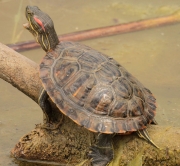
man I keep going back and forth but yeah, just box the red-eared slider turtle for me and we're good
[24,6,158,166]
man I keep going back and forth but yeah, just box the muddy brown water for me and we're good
[0,0,180,165]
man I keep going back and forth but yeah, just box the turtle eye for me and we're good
[27,9,33,15]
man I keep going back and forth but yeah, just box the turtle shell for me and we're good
[39,41,156,134]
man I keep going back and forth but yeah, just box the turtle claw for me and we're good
[137,129,159,149]
[40,114,63,130]
[88,146,112,166]
[40,121,61,130]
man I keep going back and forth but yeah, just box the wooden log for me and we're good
[0,43,40,103]
[0,43,180,166]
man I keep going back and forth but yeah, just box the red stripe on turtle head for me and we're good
[34,16,45,32]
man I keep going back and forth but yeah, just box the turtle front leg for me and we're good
[38,88,63,129]
[88,133,114,166]
[38,88,52,124]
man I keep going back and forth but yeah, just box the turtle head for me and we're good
[23,6,59,52]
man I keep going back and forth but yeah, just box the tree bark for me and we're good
[0,43,180,166]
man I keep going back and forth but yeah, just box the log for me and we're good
[0,43,180,166]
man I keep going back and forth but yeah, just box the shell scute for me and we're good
[88,116,114,133]
[128,98,144,117]
[62,47,84,58]
[112,78,133,99]
[78,113,91,128]
[39,67,51,79]
[133,85,145,101]
[41,77,55,93]
[66,109,78,121]
[40,55,55,67]
[64,72,94,106]
[53,59,79,87]
[110,100,128,118]
[95,62,121,84]
[78,51,106,71]
[86,86,114,115]
[49,89,63,104]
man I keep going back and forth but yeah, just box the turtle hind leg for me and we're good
[88,133,114,166]
[137,129,159,149]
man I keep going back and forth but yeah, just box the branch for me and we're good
[0,43,40,103]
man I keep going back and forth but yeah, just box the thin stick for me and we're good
[7,10,180,52]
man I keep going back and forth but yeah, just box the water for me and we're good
[0,0,180,165]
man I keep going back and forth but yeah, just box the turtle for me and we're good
[24,6,158,166]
